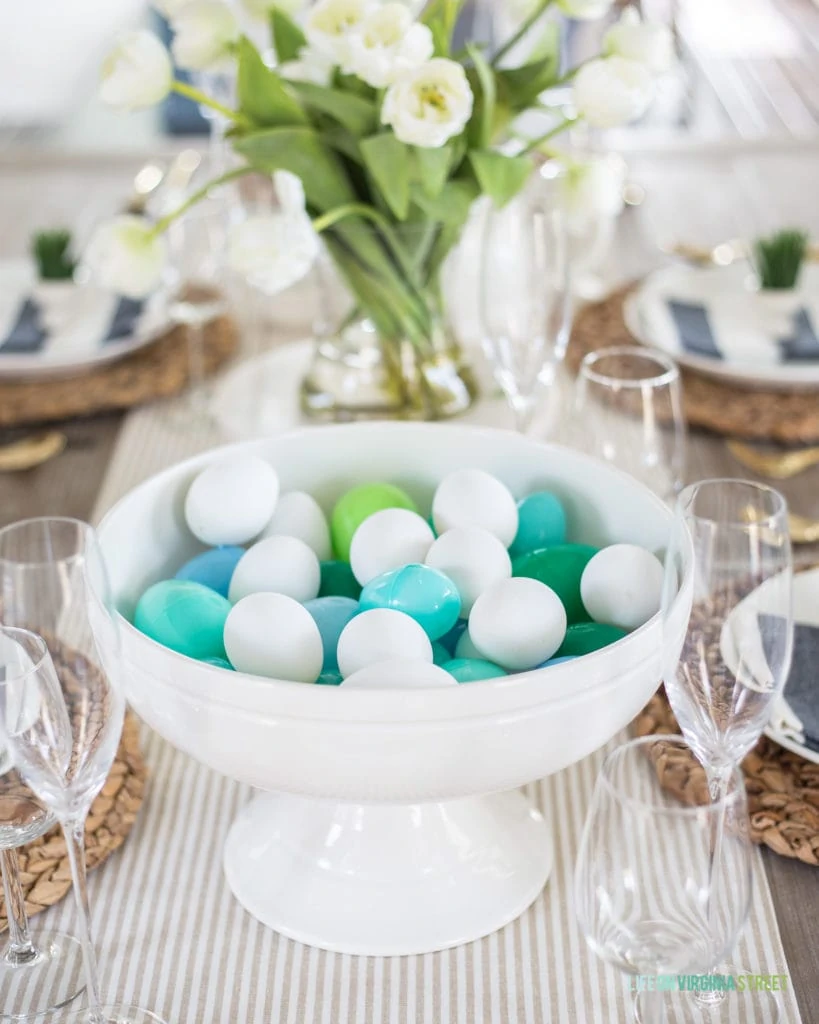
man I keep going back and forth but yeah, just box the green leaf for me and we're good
[270,7,306,64]
[411,178,479,225]
[466,44,497,149]
[289,81,377,136]
[237,36,307,129]
[496,24,560,111]
[468,150,532,207]
[413,145,453,199]
[360,133,412,220]
[422,0,466,57]
[235,126,354,211]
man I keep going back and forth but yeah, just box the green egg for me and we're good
[202,656,235,671]
[557,622,627,658]
[330,483,418,561]
[443,658,507,683]
[512,544,599,624]
[134,580,231,660]
[431,642,450,666]
[319,560,362,600]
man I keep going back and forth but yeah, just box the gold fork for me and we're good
[727,440,819,480]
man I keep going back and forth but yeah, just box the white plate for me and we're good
[0,258,171,380]
[624,262,819,390]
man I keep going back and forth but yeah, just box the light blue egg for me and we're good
[317,669,344,686]
[510,492,567,558]
[202,656,235,671]
[442,658,507,683]
[304,597,359,672]
[537,655,577,669]
[439,620,467,655]
[175,546,244,599]
[432,642,450,666]
[359,564,461,641]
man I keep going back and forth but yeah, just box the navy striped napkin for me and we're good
[0,294,144,357]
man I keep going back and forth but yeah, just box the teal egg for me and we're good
[432,642,450,666]
[304,597,359,671]
[175,546,244,598]
[510,492,567,557]
[512,544,598,624]
[557,623,627,658]
[317,669,344,686]
[359,564,461,640]
[134,580,231,660]
[442,658,507,683]
[202,656,235,671]
[439,620,467,655]
[319,560,362,600]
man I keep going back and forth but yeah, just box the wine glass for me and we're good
[0,519,168,1024]
[660,480,793,1022]
[480,173,572,433]
[575,735,754,1024]
[571,346,687,504]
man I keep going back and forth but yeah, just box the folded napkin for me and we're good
[761,616,819,754]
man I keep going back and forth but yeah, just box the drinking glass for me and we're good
[571,346,687,504]
[480,174,572,433]
[0,519,168,1024]
[575,736,754,1024]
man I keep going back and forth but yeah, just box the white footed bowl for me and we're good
[99,423,692,956]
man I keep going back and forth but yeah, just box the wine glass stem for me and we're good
[0,847,38,965]
[697,765,733,1008]
[62,818,104,1021]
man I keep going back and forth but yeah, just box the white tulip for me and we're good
[305,0,374,63]
[279,47,335,86]
[242,0,307,19]
[229,213,320,295]
[557,0,614,19]
[557,153,626,232]
[342,3,434,88]
[83,217,167,300]
[382,58,474,149]
[171,0,240,72]
[274,170,309,217]
[603,7,675,75]
[99,31,173,112]
[572,56,654,128]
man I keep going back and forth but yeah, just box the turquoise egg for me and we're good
[175,546,244,598]
[537,655,577,669]
[432,642,450,666]
[134,580,231,660]
[317,670,343,686]
[442,658,507,683]
[202,656,235,671]
[510,492,567,557]
[319,560,362,601]
[359,564,461,641]
[304,597,359,671]
[439,620,467,655]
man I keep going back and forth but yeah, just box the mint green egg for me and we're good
[557,622,627,658]
[330,484,418,562]
[134,580,230,660]
[512,544,598,624]
[443,658,507,683]
[510,492,567,557]
[359,564,461,640]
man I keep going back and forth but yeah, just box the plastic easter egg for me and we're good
[202,656,235,671]
[360,564,461,641]
[317,670,343,686]
[425,526,512,616]
[261,491,331,560]
[224,593,323,683]
[229,535,321,604]
[350,509,435,586]
[330,483,418,562]
[455,628,485,661]
[510,492,567,557]
[336,609,433,679]
[304,597,359,671]
[580,544,664,631]
[557,623,627,659]
[342,660,457,690]
[432,469,519,547]
[469,577,567,672]
[431,642,450,666]
[134,580,231,660]
[185,455,279,547]
[512,544,598,624]
[439,619,468,655]
[175,546,244,598]
[319,560,362,600]
[442,658,507,683]
[537,655,577,669]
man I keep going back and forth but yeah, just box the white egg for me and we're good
[580,544,664,631]
[425,526,512,616]
[337,609,433,679]
[349,509,435,586]
[342,660,458,690]
[432,469,518,547]
[229,535,321,604]
[224,593,323,683]
[261,491,331,561]
[454,628,485,661]
[469,577,567,672]
[185,455,279,547]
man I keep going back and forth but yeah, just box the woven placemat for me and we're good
[633,688,819,867]
[568,284,819,444]
[0,316,239,428]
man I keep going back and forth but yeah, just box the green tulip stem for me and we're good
[171,80,248,126]
[520,115,579,155]
[492,0,556,67]
[149,166,253,237]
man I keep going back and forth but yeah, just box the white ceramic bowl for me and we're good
[99,423,692,956]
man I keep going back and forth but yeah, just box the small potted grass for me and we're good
[750,228,809,321]
[31,229,79,306]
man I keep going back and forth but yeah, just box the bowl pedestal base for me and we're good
[223,789,553,956]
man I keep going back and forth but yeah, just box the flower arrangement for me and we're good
[89,0,672,416]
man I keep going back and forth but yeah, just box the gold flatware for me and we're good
[727,440,819,480]
[789,513,819,546]
[669,240,819,268]
[0,431,67,472]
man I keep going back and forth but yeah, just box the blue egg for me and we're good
[510,492,567,558]
[304,597,359,672]
[432,642,450,666]
[359,564,461,641]
[439,619,468,655]
[537,655,577,669]
[442,658,507,683]
[175,546,244,599]
[317,669,343,686]
[202,656,235,671]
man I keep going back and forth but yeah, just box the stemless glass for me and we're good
[571,346,687,504]
[480,174,572,433]
[575,736,754,1024]
[0,519,168,1024]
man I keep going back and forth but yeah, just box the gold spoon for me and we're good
[0,431,67,472]
[789,513,819,546]
[727,440,819,480]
